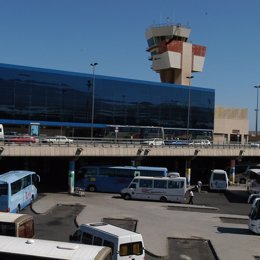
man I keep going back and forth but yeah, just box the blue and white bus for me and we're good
[0,170,40,213]
[75,166,168,193]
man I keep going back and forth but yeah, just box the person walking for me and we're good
[188,189,194,204]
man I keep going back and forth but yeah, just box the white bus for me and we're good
[70,222,145,260]
[0,212,34,238]
[121,176,187,203]
[0,124,3,141]
[209,169,229,191]
[246,169,260,194]
[0,170,40,213]
[248,198,260,234]
[0,235,112,260]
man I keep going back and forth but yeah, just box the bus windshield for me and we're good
[213,173,226,181]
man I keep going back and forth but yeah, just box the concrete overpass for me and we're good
[0,143,260,158]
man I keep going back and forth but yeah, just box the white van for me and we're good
[248,197,260,234]
[70,222,145,260]
[209,169,229,191]
[121,176,186,203]
[246,169,260,194]
[0,124,4,141]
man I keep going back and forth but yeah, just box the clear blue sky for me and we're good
[1,0,260,130]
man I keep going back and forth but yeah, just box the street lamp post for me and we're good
[186,76,194,139]
[254,85,260,137]
[185,75,193,188]
[90,62,98,140]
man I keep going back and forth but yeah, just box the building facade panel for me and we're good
[0,63,215,139]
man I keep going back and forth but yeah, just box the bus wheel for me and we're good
[124,194,131,200]
[16,205,21,213]
[160,196,167,202]
[88,185,96,192]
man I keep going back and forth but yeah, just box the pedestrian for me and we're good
[197,180,202,193]
[188,189,194,204]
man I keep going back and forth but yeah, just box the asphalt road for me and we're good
[22,186,253,260]
[24,203,84,242]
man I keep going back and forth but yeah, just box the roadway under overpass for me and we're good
[0,143,260,192]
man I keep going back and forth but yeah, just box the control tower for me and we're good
[145,24,206,85]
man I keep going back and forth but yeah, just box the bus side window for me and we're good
[154,180,167,188]
[0,222,15,236]
[139,179,152,188]
[11,180,22,195]
[93,236,103,246]
[82,232,93,245]
[129,183,136,189]
[168,180,180,189]
[21,176,31,189]
[103,240,114,254]
[70,229,82,242]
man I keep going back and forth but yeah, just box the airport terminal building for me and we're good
[0,63,215,140]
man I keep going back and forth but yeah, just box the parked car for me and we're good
[6,134,36,144]
[189,139,211,147]
[165,139,189,146]
[42,135,73,144]
[226,164,260,184]
[250,142,260,148]
[142,138,164,147]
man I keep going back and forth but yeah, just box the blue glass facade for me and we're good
[0,63,215,138]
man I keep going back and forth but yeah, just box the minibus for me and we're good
[209,169,229,191]
[0,212,34,238]
[70,222,145,260]
[0,235,112,260]
[0,170,40,213]
[0,124,4,141]
[121,176,187,203]
[246,169,260,194]
[248,198,260,234]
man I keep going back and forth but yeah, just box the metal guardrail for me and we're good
[1,137,259,150]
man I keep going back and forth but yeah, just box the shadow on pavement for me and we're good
[216,226,252,235]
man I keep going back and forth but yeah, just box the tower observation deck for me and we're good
[145,23,206,86]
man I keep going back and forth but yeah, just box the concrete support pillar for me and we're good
[68,160,75,194]
[186,159,191,187]
[230,159,236,184]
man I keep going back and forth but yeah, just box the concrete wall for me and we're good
[214,106,249,144]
